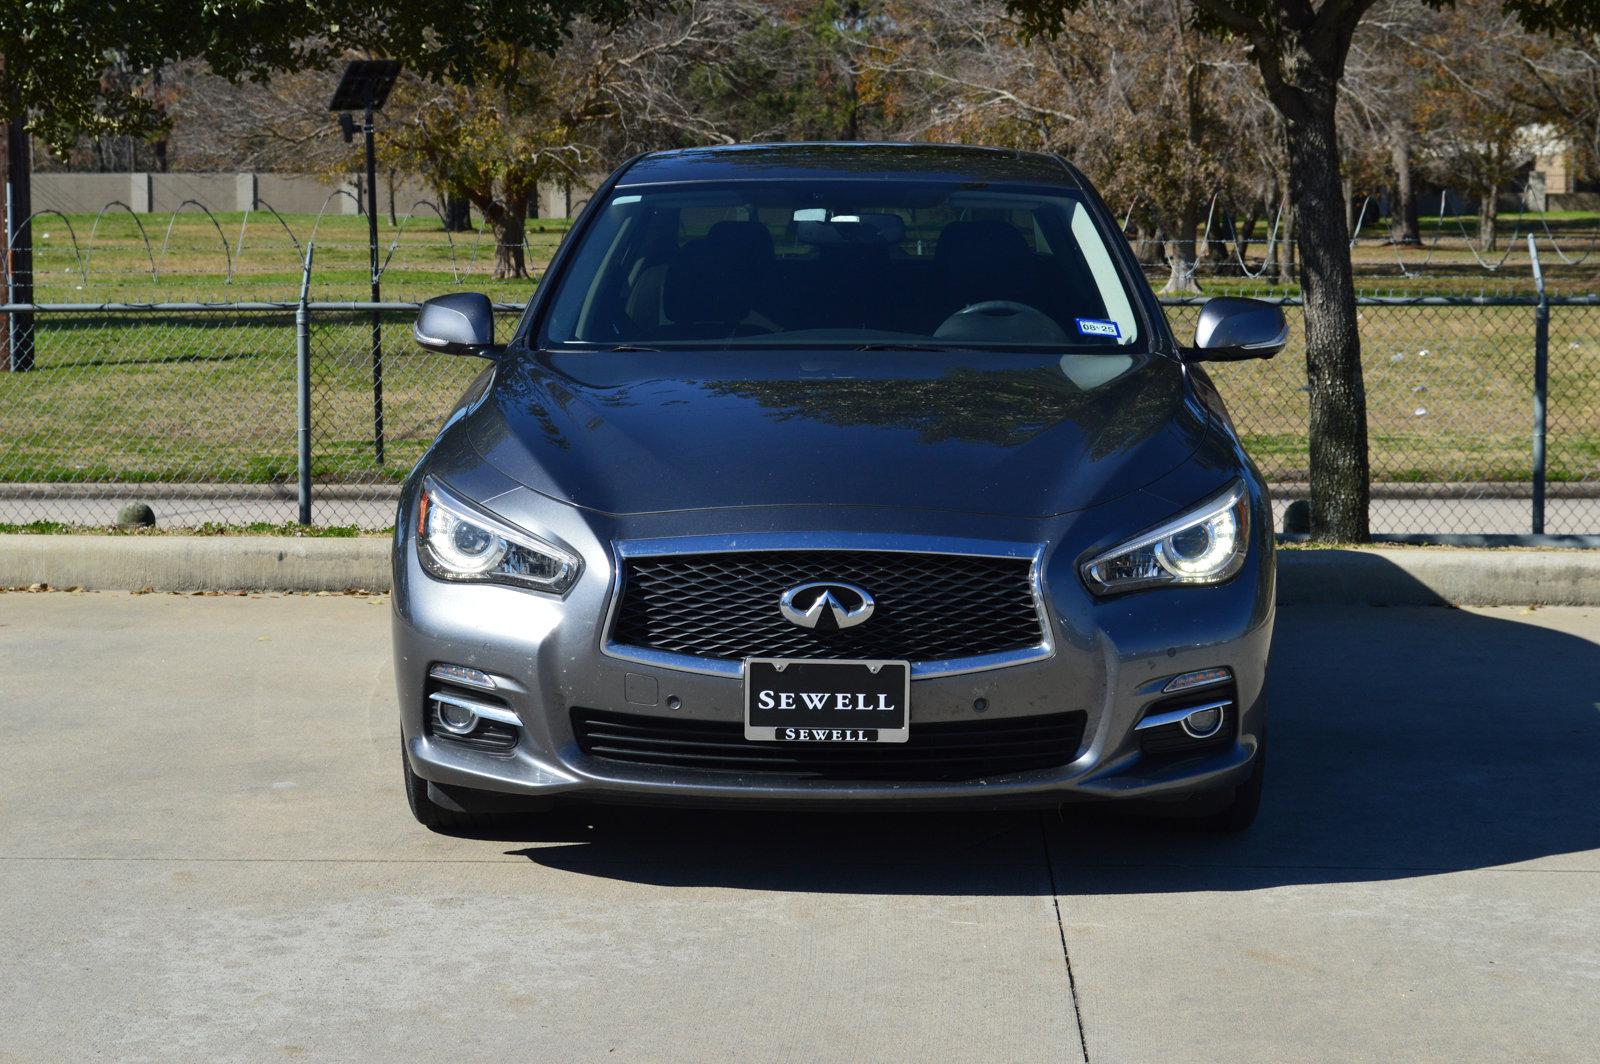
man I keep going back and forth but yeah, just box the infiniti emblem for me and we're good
[779,581,876,631]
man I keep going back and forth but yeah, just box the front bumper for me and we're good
[392,466,1275,810]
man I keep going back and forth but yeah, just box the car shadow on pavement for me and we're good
[508,561,1600,896]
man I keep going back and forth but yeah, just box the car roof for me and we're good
[615,142,1082,188]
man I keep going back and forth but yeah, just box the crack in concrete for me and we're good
[1040,813,1090,1063]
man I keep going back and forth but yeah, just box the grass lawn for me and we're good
[21,210,571,304]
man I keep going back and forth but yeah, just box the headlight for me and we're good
[417,477,580,595]
[1080,481,1249,596]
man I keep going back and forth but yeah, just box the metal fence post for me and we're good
[1528,234,1548,536]
[365,98,385,468]
[295,242,315,526]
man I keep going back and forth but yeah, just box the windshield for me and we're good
[537,181,1141,351]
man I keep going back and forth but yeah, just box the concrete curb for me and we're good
[4,535,1600,605]
[0,535,390,593]
[1275,547,1600,607]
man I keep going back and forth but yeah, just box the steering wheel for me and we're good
[933,301,1070,344]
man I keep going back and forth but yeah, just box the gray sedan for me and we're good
[393,143,1283,833]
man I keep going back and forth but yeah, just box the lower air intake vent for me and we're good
[572,708,1086,781]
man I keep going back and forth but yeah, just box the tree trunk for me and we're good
[1161,204,1203,294]
[1279,94,1370,541]
[1134,222,1164,266]
[1343,174,1356,240]
[1203,217,1230,275]
[5,111,34,372]
[489,200,528,280]
[1390,131,1419,244]
[1237,203,1259,251]
[0,117,8,371]
[443,194,472,233]
[1280,171,1296,276]
[1263,194,1283,281]
[1478,188,1498,251]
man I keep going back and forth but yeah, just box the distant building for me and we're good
[1519,125,1598,211]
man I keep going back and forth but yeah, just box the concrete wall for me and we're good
[1547,191,1600,213]
[30,174,144,215]
[32,172,595,222]
[536,174,605,220]
[148,173,241,214]
[34,172,355,216]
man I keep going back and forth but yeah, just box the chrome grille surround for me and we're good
[601,534,1054,678]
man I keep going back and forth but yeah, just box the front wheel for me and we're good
[1191,733,1266,833]
[400,739,549,833]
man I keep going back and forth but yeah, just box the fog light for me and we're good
[435,698,479,735]
[1180,704,1225,739]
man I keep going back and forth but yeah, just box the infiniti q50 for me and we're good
[393,143,1285,833]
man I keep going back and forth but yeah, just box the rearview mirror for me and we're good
[794,212,906,246]
[1184,297,1288,362]
[413,293,498,357]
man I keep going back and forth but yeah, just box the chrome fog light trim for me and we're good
[429,691,521,729]
[1178,703,1225,739]
[1134,697,1231,738]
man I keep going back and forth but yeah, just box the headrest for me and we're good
[661,241,745,325]
[662,220,775,326]
[707,219,775,262]
[934,219,1033,269]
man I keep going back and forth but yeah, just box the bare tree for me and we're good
[1514,31,1600,186]
[864,0,1271,291]
[159,62,352,173]
[1345,0,1433,244]
[1408,1,1538,249]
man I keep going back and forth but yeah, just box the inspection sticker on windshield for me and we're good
[1076,318,1121,338]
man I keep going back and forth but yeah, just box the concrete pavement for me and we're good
[2,593,1598,1062]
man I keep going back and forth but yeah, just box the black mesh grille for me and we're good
[572,708,1086,781]
[610,550,1043,663]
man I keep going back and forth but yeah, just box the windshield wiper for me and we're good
[595,343,662,352]
[853,342,951,352]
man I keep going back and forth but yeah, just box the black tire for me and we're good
[402,738,464,831]
[400,739,544,834]
[1190,733,1266,833]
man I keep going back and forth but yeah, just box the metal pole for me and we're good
[296,242,316,526]
[1528,234,1548,535]
[365,94,384,466]
[6,98,35,372]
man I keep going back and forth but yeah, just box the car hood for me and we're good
[464,348,1211,518]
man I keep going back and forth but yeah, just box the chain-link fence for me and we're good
[0,302,512,528]
[1166,296,1600,537]
[2,294,1597,536]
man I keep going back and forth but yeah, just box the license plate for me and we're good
[744,658,910,743]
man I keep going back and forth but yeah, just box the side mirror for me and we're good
[413,293,499,357]
[1184,297,1288,362]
